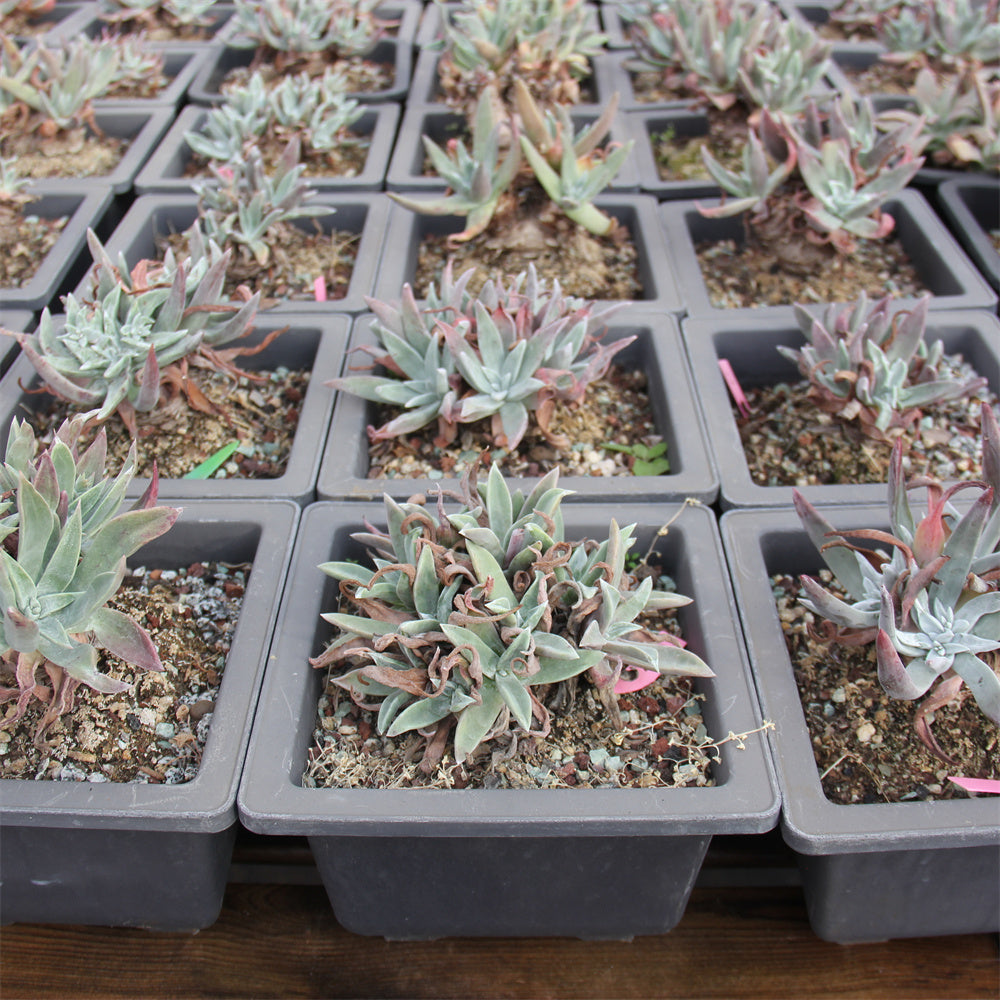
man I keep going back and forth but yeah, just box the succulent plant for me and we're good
[0,0,55,17]
[827,0,915,37]
[626,0,831,115]
[193,138,332,266]
[387,86,521,242]
[0,36,118,131]
[700,97,924,259]
[312,463,713,767]
[184,71,274,163]
[229,0,387,61]
[434,0,607,118]
[185,68,363,165]
[699,112,797,216]
[0,154,30,202]
[390,83,633,240]
[99,30,166,98]
[793,402,1000,760]
[881,0,1000,69]
[10,229,260,434]
[329,263,629,450]
[517,88,634,236]
[737,18,832,117]
[0,414,180,745]
[881,68,1000,173]
[98,0,217,31]
[778,293,989,442]
[268,67,362,152]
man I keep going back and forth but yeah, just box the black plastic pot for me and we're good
[414,0,602,50]
[0,500,299,931]
[373,194,683,312]
[217,0,421,51]
[238,500,778,939]
[682,309,1000,508]
[53,4,237,46]
[134,103,401,195]
[387,103,639,193]
[721,505,999,942]
[8,1,91,41]
[90,46,209,110]
[407,48,614,111]
[318,307,717,503]
[591,52,697,113]
[0,314,350,505]
[627,108,724,201]
[659,190,999,319]
[19,106,174,195]
[937,177,1000,295]
[92,193,390,314]
[188,38,413,106]
[1,182,112,312]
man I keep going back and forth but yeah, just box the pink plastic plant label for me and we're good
[614,633,687,695]
[948,777,1000,794]
[718,359,751,418]
[615,668,660,695]
[314,276,328,302]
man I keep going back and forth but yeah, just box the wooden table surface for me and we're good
[2,831,997,1000]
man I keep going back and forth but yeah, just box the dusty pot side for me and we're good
[721,505,999,943]
[0,499,299,931]
[682,309,1000,509]
[318,307,717,503]
[237,500,778,939]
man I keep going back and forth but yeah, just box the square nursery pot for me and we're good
[238,500,778,940]
[591,52,704,113]
[188,38,413,106]
[90,46,209,110]
[0,311,32,378]
[0,499,299,931]
[0,314,350,505]
[374,194,683,313]
[721,505,1000,942]
[937,177,1000,296]
[91,193,390,315]
[628,108,725,201]
[414,0,601,50]
[682,309,1000,509]
[318,307,718,503]
[57,4,237,46]
[407,47,613,112]
[387,103,639,193]
[7,1,92,42]
[216,0,421,50]
[1,181,112,312]
[660,189,999,320]
[29,105,175,195]
[134,103,401,195]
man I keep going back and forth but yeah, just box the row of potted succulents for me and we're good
[1,0,998,946]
